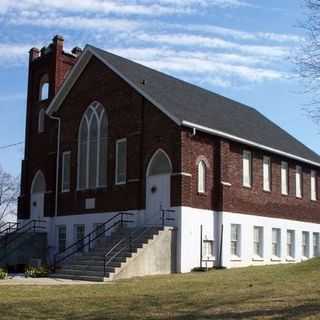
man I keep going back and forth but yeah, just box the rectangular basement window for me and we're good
[272,228,281,259]
[230,224,241,259]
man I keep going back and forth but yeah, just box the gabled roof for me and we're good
[47,44,320,167]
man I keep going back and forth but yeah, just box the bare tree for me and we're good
[296,0,320,125]
[0,167,19,226]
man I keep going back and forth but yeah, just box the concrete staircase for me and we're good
[52,226,176,282]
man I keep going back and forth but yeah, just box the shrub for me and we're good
[0,268,7,280]
[24,266,48,278]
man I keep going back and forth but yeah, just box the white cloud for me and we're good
[135,33,289,58]
[167,23,303,43]
[0,44,30,60]
[107,46,289,84]
[11,16,140,31]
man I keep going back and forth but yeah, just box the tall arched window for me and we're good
[38,109,45,133]
[39,74,49,101]
[78,101,107,190]
[198,160,206,193]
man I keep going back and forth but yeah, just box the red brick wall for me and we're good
[18,37,77,219]
[56,56,181,216]
[221,140,320,223]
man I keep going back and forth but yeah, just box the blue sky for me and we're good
[0,0,318,175]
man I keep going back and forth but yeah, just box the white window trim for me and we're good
[302,231,310,259]
[115,138,127,185]
[61,151,71,193]
[242,150,252,188]
[197,160,206,193]
[296,165,302,198]
[230,224,241,260]
[311,170,317,201]
[281,161,288,196]
[263,156,271,192]
[271,228,281,260]
[286,230,295,260]
[253,226,264,260]
[77,102,107,190]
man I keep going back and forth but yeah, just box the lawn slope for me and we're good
[1,259,320,319]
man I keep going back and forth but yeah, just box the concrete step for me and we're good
[51,273,105,282]
[57,269,104,277]
[61,264,105,272]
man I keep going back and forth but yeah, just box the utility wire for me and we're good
[0,142,24,150]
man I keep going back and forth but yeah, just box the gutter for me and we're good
[49,114,61,217]
[182,120,320,168]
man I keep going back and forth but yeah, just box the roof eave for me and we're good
[182,120,320,168]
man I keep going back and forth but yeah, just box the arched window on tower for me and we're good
[77,101,108,190]
[38,109,45,133]
[39,74,49,101]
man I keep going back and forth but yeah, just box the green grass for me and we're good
[1,259,320,319]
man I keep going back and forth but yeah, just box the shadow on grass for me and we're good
[169,302,320,320]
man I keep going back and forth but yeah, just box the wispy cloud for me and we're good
[135,32,289,58]
[166,23,303,43]
[0,0,252,17]
[108,46,289,84]
[10,15,140,32]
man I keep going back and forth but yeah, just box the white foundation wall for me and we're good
[174,207,217,273]
[221,211,320,268]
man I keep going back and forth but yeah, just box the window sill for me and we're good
[252,256,264,262]
[197,192,208,197]
[230,256,241,261]
[242,185,252,190]
[262,189,271,193]
[301,256,309,261]
[61,190,70,194]
[115,182,126,186]
[286,257,296,262]
[271,256,281,262]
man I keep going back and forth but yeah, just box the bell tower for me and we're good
[18,35,80,219]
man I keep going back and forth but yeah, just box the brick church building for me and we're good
[17,35,320,278]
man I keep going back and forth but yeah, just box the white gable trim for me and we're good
[182,120,320,168]
[46,46,181,125]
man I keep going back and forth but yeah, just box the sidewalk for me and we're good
[0,274,104,285]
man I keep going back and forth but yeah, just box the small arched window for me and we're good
[38,109,45,133]
[198,160,206,193]
[39,74,49,101]
[78,101,107,190]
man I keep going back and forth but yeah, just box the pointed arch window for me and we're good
[77,102,107,190]
[198,160,206,193]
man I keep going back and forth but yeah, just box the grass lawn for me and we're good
[1,259,320,320]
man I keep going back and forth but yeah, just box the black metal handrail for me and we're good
[0,220,46,247]
[53,212,134,270]
[0,219,47,262]
[0,222,20,236]
[103,227,152,276]
[161,208,175,227]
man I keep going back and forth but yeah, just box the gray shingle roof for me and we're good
[90,45,320,165]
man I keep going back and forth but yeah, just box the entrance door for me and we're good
[30,170,46,220]
[145,149,172,226]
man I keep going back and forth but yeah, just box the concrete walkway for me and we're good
[0,274,105,285]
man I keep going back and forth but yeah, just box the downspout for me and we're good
[49,114,61,217]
